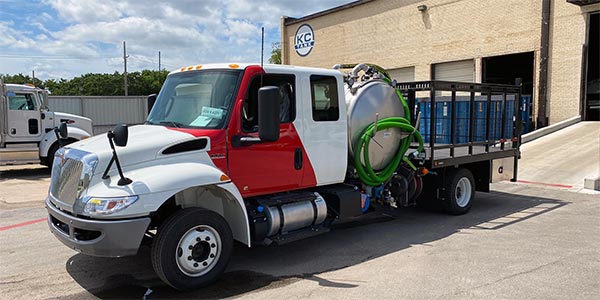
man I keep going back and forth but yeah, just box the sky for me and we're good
[0,0,353,80]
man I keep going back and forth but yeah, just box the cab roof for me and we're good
[4,83,45,93]
[168,63,342,78]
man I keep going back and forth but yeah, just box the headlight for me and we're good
[83,196,138,216]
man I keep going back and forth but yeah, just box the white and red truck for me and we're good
[0,81,93,167]
[45,63,522,290]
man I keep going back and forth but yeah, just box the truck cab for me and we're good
[0,81,94,166]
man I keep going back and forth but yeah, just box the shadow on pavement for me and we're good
[64,189,567,299]
[0,166,50,181]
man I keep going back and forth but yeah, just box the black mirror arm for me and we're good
[101,156,115,180]
[102,131,133,185]
[53,128,64,148]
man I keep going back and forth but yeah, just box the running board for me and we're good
[266,226,330,246]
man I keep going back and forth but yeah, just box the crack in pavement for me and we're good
[440,256,567,298]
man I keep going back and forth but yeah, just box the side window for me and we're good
[310,75,339,121]
[243,74,296,132]
[8,93,37,111]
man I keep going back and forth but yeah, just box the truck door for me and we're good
[228,73,309,197]
[298,74,347,185]
[6,91,41,139]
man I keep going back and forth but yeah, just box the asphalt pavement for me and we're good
[0,162,599,299]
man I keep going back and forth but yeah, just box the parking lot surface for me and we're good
[1,165,599,300]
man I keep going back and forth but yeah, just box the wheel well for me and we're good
[150,185,250,246]
[460,161,490,192]
[40,138,79,165]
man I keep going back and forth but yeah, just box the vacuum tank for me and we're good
[343,64,407,171]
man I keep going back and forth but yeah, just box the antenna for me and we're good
[260,27,264,86]
[261,27,264,68]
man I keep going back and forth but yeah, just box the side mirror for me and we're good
[58,122,68,139]
[258,86,280,142]
[147,94,157,115]
[112,124,128,147]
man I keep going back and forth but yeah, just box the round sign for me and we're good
[294,24,314,57]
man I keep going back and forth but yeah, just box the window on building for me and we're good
[8,93,37,111]
[243,73,296,132]
[310,75,339,121]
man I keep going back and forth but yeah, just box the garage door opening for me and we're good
[482,52,534,96]
[584,13,599,121]
[483,52,535,131]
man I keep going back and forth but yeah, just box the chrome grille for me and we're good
[51,158,83,205]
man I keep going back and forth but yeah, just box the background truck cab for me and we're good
[0,81,93,167]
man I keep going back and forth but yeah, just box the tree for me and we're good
[1,73,44,88]
[2,70,169,96]
[269,42,281,64]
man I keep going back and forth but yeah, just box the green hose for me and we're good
[354,117,424,186]
[343,63,424,186]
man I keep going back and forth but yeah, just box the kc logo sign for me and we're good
[294,24,314,57]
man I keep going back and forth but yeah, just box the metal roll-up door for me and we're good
[387,66,415,83]
[433,59,474,82]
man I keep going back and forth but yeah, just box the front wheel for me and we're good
[151,208,233,291]
[442,168,475,215]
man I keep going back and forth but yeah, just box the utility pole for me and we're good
[123,41,129,96]
[158,51,161,71]
[31,70,35,85]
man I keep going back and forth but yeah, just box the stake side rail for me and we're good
[398,81,522,178]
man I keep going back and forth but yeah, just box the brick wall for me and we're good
[283,0,599,125]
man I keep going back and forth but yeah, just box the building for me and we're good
[281,0,600,128]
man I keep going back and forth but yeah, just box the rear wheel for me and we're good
[151,208,233,291]
[442,168,475,215]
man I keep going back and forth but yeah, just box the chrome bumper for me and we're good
[46,197,151,257]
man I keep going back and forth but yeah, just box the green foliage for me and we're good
[268,42,281,64]
[1,73,44,88]
[1,70,169,96]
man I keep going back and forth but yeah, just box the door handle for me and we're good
[10,128,16,135]
[294,147,303,170]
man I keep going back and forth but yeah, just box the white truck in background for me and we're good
[0,80,94,167]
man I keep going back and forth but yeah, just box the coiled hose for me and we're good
[352,76,424,186]
[354,117,424,186]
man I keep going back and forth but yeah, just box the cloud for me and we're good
[1,0,353,80]
[0,21,36,49]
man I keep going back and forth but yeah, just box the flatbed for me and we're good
[399,80,522,179]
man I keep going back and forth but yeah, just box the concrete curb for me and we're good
[521,115,581,144]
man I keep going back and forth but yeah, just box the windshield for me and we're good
[147,69,242,129]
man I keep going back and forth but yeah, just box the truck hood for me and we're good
[53,111,92,125]
[52,111,93,134]
[68,125,209,176]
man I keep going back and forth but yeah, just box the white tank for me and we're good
[345,65,406,171]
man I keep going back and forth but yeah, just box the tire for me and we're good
[151,208,233,291]
[442,168,475,215]
[44,143,60,168]
[45,139,77,169]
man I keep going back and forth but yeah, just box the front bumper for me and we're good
[46,197,151,257]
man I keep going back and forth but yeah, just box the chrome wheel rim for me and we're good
[455,177,472,208]
[176,225,221,277]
